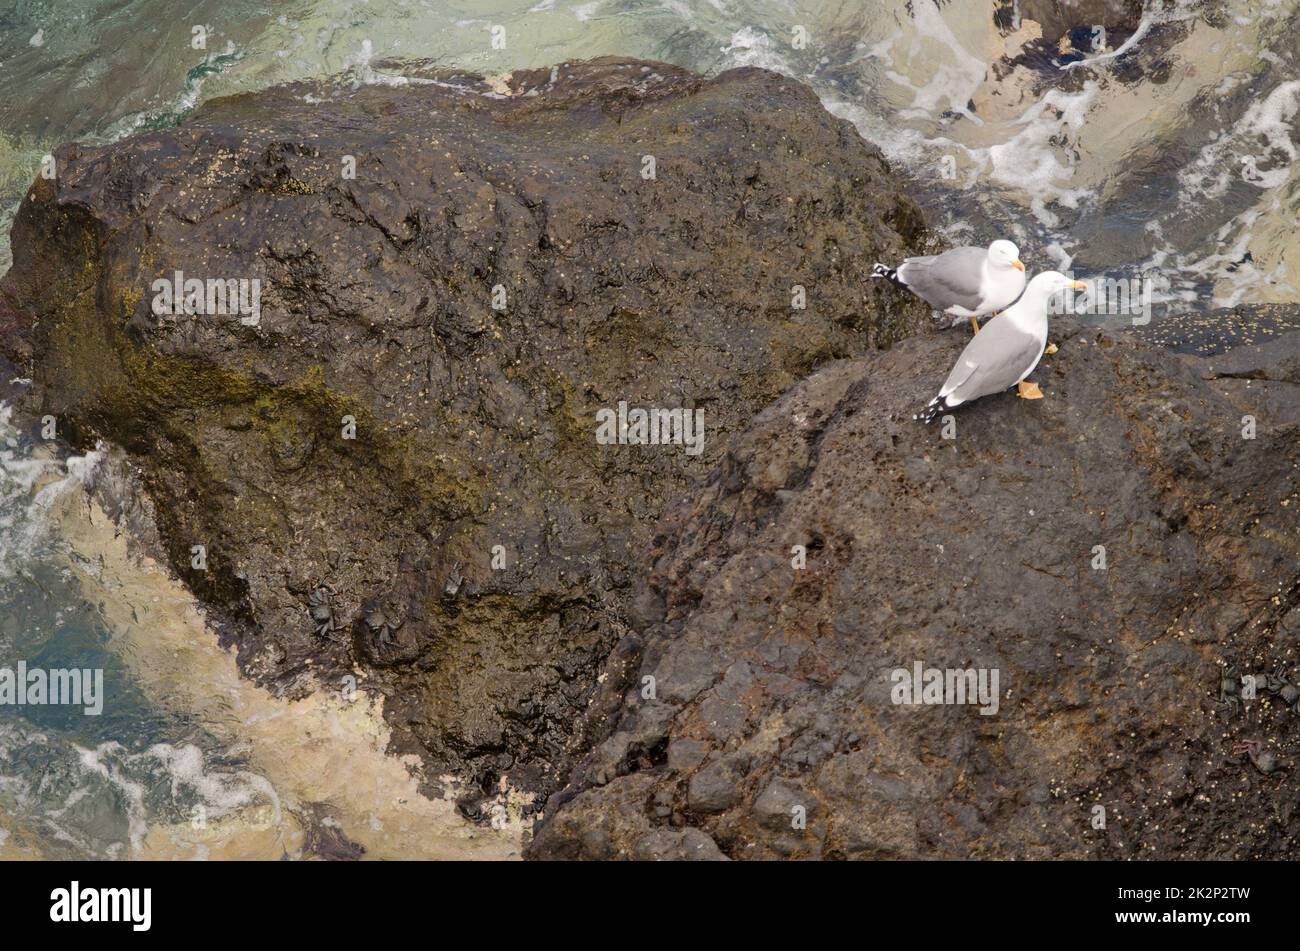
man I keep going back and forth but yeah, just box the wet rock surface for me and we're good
[1134,303,1300,356]
[0,58,931,803]
[529,321,1299,859]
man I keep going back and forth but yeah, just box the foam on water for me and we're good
[984,82,1099,233]
[1141,74,1300,306]
[0,716,285,859]
[1181,80,1300,202]
[74,741,282,856]
[0,402,104,579]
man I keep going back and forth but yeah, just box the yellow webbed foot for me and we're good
[1017,381,1044,400]
[1045,343,1059,355]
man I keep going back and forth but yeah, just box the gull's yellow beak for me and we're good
[1012,259,1025,272]
[1070,280,1087,289]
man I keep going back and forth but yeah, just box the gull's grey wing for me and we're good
[940,315,1044,402]
[897,246,987,312]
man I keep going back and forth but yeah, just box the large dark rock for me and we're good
[0,58,931,802]
[529,322,1300,859]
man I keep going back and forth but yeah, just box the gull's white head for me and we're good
[987,240,1025,272]
[1026,270,1088,297]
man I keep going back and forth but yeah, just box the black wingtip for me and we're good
[916,397,947,425]
[872,263,907,289]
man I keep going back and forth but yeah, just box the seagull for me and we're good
[873,240,1026,334]
[915,271,1086,424]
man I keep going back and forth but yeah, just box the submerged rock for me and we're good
[529,322,1299,859]
[1011,0,1145,45]
[0,58,931,801]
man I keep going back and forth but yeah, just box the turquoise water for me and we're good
[0,0,1297,858]
[0,411,252,858]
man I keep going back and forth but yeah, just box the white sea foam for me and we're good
[1179,80,1300,201]
[883,0,986,122]
[0,404,105,578]
[985,83,1099,228]
[144,743,283,829]
[74,742,151,854]
[656,0,694,21]
[68,739,281,857]
[720,26,782,69]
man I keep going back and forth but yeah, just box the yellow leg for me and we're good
[1017,381,1043,400]
[970,315,980,334]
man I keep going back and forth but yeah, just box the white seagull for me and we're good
[916,270,1086,424]
[873,239,1027,334]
